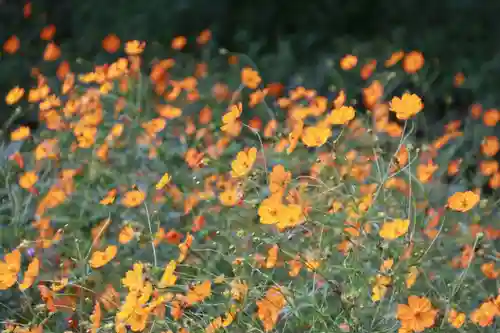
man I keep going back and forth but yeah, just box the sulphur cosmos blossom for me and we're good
[241,67,261,89]
[447,191,479,212]
[121,189,145,208]
[397,295,437,332]
[89,245,117,268]
[5,86,24,105]
[0,249,21,290]
[155,172,171,190]
[158,260,177,288]
[389,93,423,120]
[379,219,410,240]
[231,147,257,178]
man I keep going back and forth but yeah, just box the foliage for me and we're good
[0,27,499,333]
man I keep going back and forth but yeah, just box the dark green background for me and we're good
[2,0,500,128]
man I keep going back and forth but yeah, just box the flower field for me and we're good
[1,19,500,333]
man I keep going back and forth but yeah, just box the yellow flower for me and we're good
[231,147,257,178]
[371,274,391,302]
[325,106,356,125]
[390,93,423,120]
[158,260,177,288]
[276,204,304,230]
[89,245,117,268]
[155,172,171,190]
[448,309,465,328]
[5,86,24,105]
[125,40,145,56]
[269,165,291,194]
[18,258,39,291]
[219,187,241,207]
[379,219,410,240]
[10,126,30,141]
[258,194,284,225]
[19,171,38,190]
[122,262,144,292]
[301,125,331,147]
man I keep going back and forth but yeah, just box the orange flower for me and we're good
[19,171,38,191]
[447,191,479,212]
[385,50,404,67]
[5,86,25,105]
[397,296,437,332]
[390,93,423,120]
[57,61,71,80]
[171,36,187,50]
[481,136,499,157]
[122,189,146,208]
[118,225,135,244]
[241,67,262,89]
[265,245,279,269]
[360,59,377,80]
[125,40,145,56]
[0,249,21,290]
[18,258,40,291]
[89,245,117,268]
[480,160,499,176]
[447,159,462,176]
[3,35,20,54]
[100,189,117,205]
[470,103,482,119]
[186,280,212,305]
[10,126,30,141]
[43,42,61,61]
[363,80,383,109]
[197,29,212,45]
[256,286,286,331]
[90,301,101,333]
[403,51,424,74]
[165,230,182,244]
[454,72,465,87]
[40,25,56,40]
[489,172,500,189]
[470,300,499,327]
[185,148,205,169]
[416,161,438,183]
[157,104,182,119]
[102,34,121,53]
[480,262,499,279]
[483,108,499,127]
[340,54,358,70]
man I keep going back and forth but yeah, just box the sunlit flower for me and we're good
[397,296,437,332]
[447,191,479,212]
[390,93,423,120]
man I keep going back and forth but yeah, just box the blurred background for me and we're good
[2,0,500,129]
